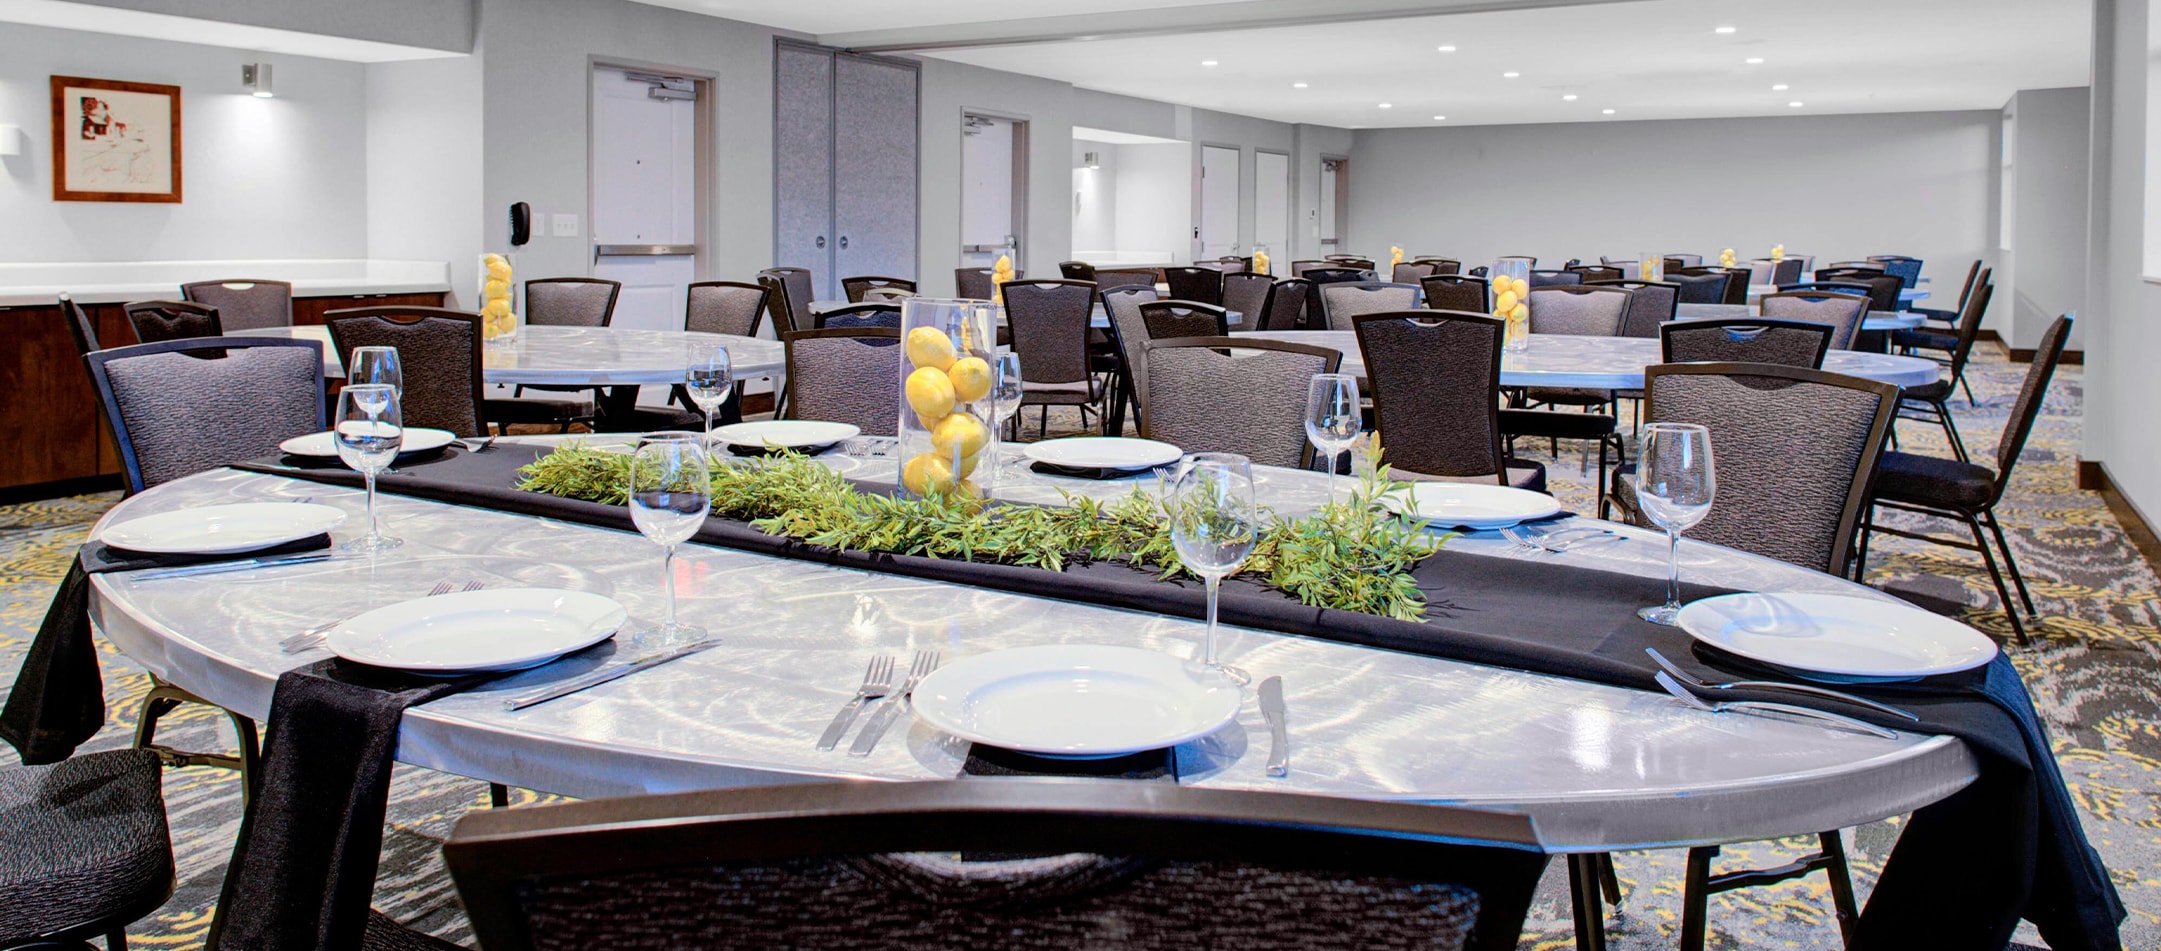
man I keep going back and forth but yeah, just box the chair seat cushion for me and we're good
[1523,386,1611,406]
[1901,378,1953,403]
[0,749,173,943]
[1022,378,1104,405]
[1873,451,1997,510]
[1499,408,1617,440]
[1892,328,1956,352]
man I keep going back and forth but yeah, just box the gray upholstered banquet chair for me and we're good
[1527,269,1582,288]
[1566,265,1624,284]
[124,300,223,345]
[1289,259,1327,277]
[1420,275,1488,314]
[842,275,916,303]
[815,302,904,331]
[1258,278,1312,331]
[758,267,817,336]
[1141,337,1341,468]
[1316,281,1421,332]
[1663,270,1731,305]
[1300,267,1369,290]
[445,780,1548,951]
[1758,290,1868,350]
[1005,279,1104,437]
[60,293,102,356]
[1326,255,1375,268]
[1092,268,1156,291]
[180,279,292,331]
[782,328,900,436]
[685,281,771,338]
[0,749,175,951]
[1660,318,1833,369]
[1515,287,1630,474]
[1351,311,1546,491]
[1391,261,1441,283]
[1101,285,1161,431]
[84,336,324,494]
[523,277,621,327]
[1057,260,1096,282]
[1138,300,1230,339]
[1413,257,1463,275]
[1163,266,1225,305]
[324,305,489,438]
[1582,280,1678,339]
[1893,280,1994,452]
[1667,254,1703,267]
[956,267,1022,301]
[1221,272,1276,332]
[1867,255,1925,290]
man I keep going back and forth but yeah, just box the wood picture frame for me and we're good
[50,75,182,203]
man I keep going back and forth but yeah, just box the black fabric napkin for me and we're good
[3,534,331,765]
[206,658,491,951]
[961,744,1177,782]
[224,445,2122,949]
[1028,461,1156,480]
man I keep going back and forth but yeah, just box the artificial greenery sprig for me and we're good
[516,439,1449,620]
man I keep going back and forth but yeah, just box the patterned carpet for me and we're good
[0,344,2152,949]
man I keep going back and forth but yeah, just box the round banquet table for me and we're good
[809,299,1243,330]
[87,437,1976,853]
[1235,330,1942,389]
[250,324,786,386]
[1673,303,1926,331]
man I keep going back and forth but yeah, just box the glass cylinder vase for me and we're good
[896,298,1000,503]
[1491,256,1533,353]
[478,253,521,343]
[1637,252,1665,284]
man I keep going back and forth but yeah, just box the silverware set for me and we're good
[816,655,896,751]
[457,435,500,453]
[1644,647,1919,723]
[816,650,939,756]
[503,636,721,711]
[1645,645,1912,738]
[1258,675,1289,777]
[280,579,484,654]
[1499,525,1620,556]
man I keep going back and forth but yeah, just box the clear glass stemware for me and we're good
[1167,452,1258,685]
[990,352,1024,487]
[346,345,403,397]
[334,383,404,553]
[1635,422,1716,624]
[1304,373,1361,504]
[629,433,712,649]
[684,342,734,451]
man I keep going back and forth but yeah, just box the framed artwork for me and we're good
[49,75,182,203]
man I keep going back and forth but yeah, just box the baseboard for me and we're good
[1977,329,2003,344]
[2080,459,2161,571]
[2008,348,2084,365]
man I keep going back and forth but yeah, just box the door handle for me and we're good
[816,236,826,249]
[839,235,849,250]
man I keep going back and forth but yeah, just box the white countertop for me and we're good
[0,259,452,308]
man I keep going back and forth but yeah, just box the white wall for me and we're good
[61,0,473,53]
[2081,0,2161,518]
[917,57,1074,294]
[2003,86,2092,348]
[1345,111,2001,289]
[1115,142,1193,265]
[1071,139,1118,253]
[0,23,368,263]
[366,56,483,307]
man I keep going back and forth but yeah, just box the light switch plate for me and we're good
[551,213,580,237]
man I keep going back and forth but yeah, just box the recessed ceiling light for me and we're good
[1292,82,1309,88]
[1602,108,1616,115]
[1433,115,1447,120]
[1200,60,1218,66]
[1772,83,1789,91]
[1378,102,1393,108]
[1714,25,1737,34]
[1745,57,1764,64]
[1503,71,1520,78]
[1437,45,1457,52]
[1562,94,1578,101]
[1789,101,1805,108]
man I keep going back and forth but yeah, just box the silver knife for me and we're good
[130,550,335,581]
[1258,676,1289,777]
[502,637,719,711]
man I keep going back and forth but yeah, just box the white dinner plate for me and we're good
[98,503,348,555]
[279,427,458,459]
[1384,482,1562,530]
[325,587,627,675]
[711,420,860,450]
[911,645,1243,758]
[1676,592,1998,679]
[1023,437,1183,472]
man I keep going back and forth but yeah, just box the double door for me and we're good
[775,42,919,302]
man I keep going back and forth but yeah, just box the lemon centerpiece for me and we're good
[1719,248,1737,268]
[896,298,1000,501]
[1489,256,1534,352]
[1251,248,1271,276]
[479,253,518,342]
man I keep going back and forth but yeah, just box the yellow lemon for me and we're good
[483,299,511,318]
[905,366,956,420]
[1511,303,1529,321]
[932,411,990,460]
[482,253,507,267]
[905,326,957,372]
[483,279,511,301]
[957,477,982,499]
[1512,277,1530,297]
[953,450,983,478]
[902,452,956,496]
[947,356,992,403]
[485,258,512,280]
[1495,289,1519,313]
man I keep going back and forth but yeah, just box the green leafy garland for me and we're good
[516,443,1449,620]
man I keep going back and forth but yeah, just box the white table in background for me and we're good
[246,324,784,385]
[808,300,1243,330]
[1747,284,1928,304]
[1237,330,1942,389]
[1673,303,1925,332]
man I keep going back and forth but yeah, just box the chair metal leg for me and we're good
[133,678,260,808]
[1936,401,1969,463]
[1566,854,1610,951]
[490,783,510,808]
[1680,845,1717,951]
[1963,511,2029,645]
[1818,831,1862,945]
[1853,507,1875,583]
[106,931,127,950]
[1958,369,1977,407]
[1596,852,1623,906]
[1981,509,2039,619]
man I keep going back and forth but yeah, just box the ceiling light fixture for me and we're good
[1789,101,1805,108]
[242,62,273,98]
[1437,45,1457,52]
[1378,102,1393,108]
[1292,82,1309,88]
[1434,115,1447,120]
[1562,94,1578,101]
[1602,108,1616,115]
[1772,83,1789,90]
[1503,71,1520,78]
[1745,57,1764,64]
[1714,25,1737,34]
[1200,60,1218,66]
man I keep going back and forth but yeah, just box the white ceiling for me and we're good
[0,0,462,62]
[626,0,1257,36]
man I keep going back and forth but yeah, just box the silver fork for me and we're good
[1653,671,1899,739]
[279,580,476,654]
[816,655,897,751]
[849,650,940,757]
[459,435,499,453]
[1498,527,1547,555]
[1644,647,1919,722]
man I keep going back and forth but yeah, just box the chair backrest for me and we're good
[1758,291,1868,349]
[1163,266,1225,305]
[1420,275,1488,314]
[60,294,102,356]
[1814,266,1887,283]
[1326,255,1376,269]
[1583,280,1677,338]
[524,278,622,328]
[1763,259,1803,285]
[1526,285,1629,336]
[862,286,916,303]
[1058,260,1097,282]
[125,300,223,345]
[841,275,916,303]
[1869,256,1923,289]
[445,780,1548,951]
[1221,272,1276,330]
[759,267,816,335]
[1301,267,1370,287]
[1391,261,1441,283]
[1289,259,1327,277]
[1706,266,1751,305]
[1353,311,1509,482]
[1138,300,1230,340]
[1660,318,1832,368]
[1002,279,1096,385]
[815,302,904,331]
[1258,278,1311,332]
[1662,270,1731,305]
[955,267,1022,300]
[1102,285,1163,426]
[685,281,770,337]
[1668,254,1704,267]
[782,328,901,436]
[1318,281,1422,332]
[1946,259,1982,310]
[1939,273,1995,381]
[324,306,486,437]
[1567,265,1624,283]
[1527,269,1581,288]
[1992,313,2073,495]
[1143,337,1342,468]
[1642,362,1898,573]
[1847,273,1903,314]
[179,279,292,331]
[1412,257,1462,275]
[84,336,326,493]
[1093,268,1157,291]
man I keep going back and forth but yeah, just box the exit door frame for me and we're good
[586,55,716,281]
[960,108,1030,274]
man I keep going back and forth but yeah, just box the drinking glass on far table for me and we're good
[684,342,734,451]
[335,383,403,553]
[629,433,712,649]
[347,345,403,396]
[1167,452,1258,685]
[1304,373,1361,504]
[1635,422,1716,625]
[990,352,1024,485]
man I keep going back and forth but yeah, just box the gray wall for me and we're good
[917,57,1074,295]
[367,56,485,306]
[1345,111,2002,291]
[2002,86,2092,348]
[0,23,369,262]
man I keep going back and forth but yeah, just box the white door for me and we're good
[1254,150,1289,272]
[1199,145,1240,260]
[961,115,1021,273]
[591,67,699,333]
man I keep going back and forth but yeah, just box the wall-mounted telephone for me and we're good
[509,202,532,246]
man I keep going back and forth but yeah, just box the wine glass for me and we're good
[990,352,1024,485]
[684,342,734,451]
[1304,373,1361,504]
[629,433,711,649]
[347,346,403,397]
[1167,452,1258,685]
[1635,423,1716,624]
[334,383,403,553]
